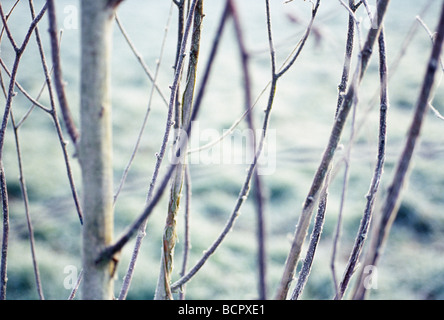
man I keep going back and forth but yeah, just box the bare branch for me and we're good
[47,0,79,146]
[275,0,390,300]
[352,2,444,300]
[335,28,389,300]
[114,7,173,204]
[98,0,206,266]
[115,15,169,108]
[0,1,47,300]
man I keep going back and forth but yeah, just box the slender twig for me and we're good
[338,0,364,51]
[0,59,51,113]
[67,269,83,300]
[0,3,19,51]
[47,0,79,146]
[171,0,316,292]
[98,0,202,268]
[335,28,388,300]
[416,16,444,71]
[29,0,83,225]
[330,1,361,296]
[416,15,444,121]
[10,2,55,290]
[0,165,9,300]
[336,0,360,117]
[352,2,444,300]
[173,1,185,135]
[171,0,269,292]
[114,8,173,203]
[114,15,169,108]
[145,0,198,206]
[102,0,232,282]
[330,2,364,292]
[275,0,390,300]
[347,0,434,144]
[178,165,192,300]
[15,65,55,128]
[330,82,358,298]
[187,77,273,155]
[0,0,20,40]
[187,0,321,157]
[291,170,331,300]
[173,0,185,73]
[155,0,203,300]
[361,0,374,26]
[10,113,44,300]
[0,1,47,300]
[117,1,186,300]
[276,0,320,78]
[291,0,358,299]
[229,0,267,299]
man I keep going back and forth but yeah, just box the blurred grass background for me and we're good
[1,0,444,299]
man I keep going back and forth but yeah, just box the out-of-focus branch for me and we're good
[275,0,391,300]
[47,0,79,146]
[335,28,389,300]
[352,2,444,300]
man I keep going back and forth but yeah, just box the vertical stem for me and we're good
[0,166,9,300]
[275,0,390,300]
[155,0,203,300]
[336,0,358,117]
[11,113,44,300]
[352,2,444,300]
[291,171,331,300]
[335,28,388,300]
[79,0,118,300]
[178,166,192,300]
[47,0,79,146]
[33,0,83,225]
[0,2,47,300]
[291,2,358,300]
[230,0,267,299]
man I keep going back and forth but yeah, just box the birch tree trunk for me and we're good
[79,0,118,300]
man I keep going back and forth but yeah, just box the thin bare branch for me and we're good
[115,15,169,108]
[276,0,320,78]
[155,0,203,300]
[98,0,204,266]
[170,0,309,292]
[0,59,51,113]
[29,0,83,225]
[114,7,173,204]
[292,2,358,298]
[275,0,390,300]
[416,15,444,121]
[0,1,47,300]
[67,269,83,300]
[291,170,331,300]
[0,3,19,51]
[10,113,44,299]
[178,165,192,300]
[352,2,444,300]
[336,28,389,300]
[47,0,79,146]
